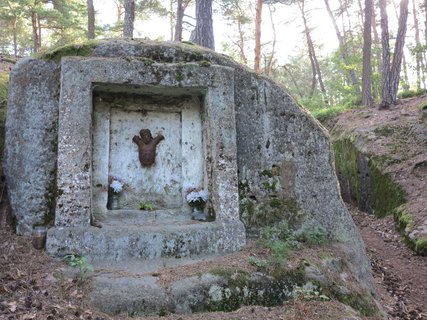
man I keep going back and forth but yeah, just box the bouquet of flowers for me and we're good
[108,175,126,194]
[183,183,209,210]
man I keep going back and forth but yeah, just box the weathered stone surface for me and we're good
[5,39,373,293]
[4,58,60,235]
[55,58,238,226]
[46,219,246,260]
[89,274,171,315]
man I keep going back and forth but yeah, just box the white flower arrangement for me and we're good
[108,175,126,194]
[110,180,123,193]
[186,189,209,203]
[184,183,208,208]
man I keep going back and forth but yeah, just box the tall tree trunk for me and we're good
[123,0,135,38]
[254,0,263,72]
[371,2,381,99]
[169,0,173,40]
[425,0,427,49]
[12,16,18,57]
[299,0,328,105]
[37,15,41,49]
[357,0,364,27]
[265,5,276,76]
[194,0,215,50]
[362,0,373,107]
[402,54,410,90]
[31,10,40,53]
[6,1,18,56]
[87,0,95,39]
[174,0,183,41]
[339,0,356,56]
[237,18,247,64]
[114,0,124,22]
[379,0,392,108]
[412,0,425,90]
[389,0,409,104]
[324,0,359,93]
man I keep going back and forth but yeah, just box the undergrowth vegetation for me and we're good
[258,221,328,267]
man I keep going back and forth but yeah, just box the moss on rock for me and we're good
[333,137,406,218]
[36,40,100,62]
[205,266,305,312]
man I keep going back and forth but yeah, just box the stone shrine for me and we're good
[4,39,375,313]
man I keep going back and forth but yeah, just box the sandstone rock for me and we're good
[4,39,373,292]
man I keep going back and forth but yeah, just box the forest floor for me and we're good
[0,86,426,319]
[1,201,426,320]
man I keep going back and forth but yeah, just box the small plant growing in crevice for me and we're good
[138,201,155,211]
[63,254,93,278]
[259,221,299,267]
[259,221,328,267]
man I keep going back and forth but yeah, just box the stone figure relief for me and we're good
[132,129,164,166]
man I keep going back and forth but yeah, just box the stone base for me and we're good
[46,210,246,261]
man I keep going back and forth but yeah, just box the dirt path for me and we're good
[349,204,427,320]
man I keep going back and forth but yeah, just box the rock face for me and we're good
[4,59,60,235]
[5,39,373,291]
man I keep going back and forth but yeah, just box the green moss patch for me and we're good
[333,138,406,218]
[36,40,100,63]
[205,267,305,312]
[368,158,407,218]
[415,237,427,256]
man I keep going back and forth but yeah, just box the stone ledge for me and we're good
[46,220,246,261]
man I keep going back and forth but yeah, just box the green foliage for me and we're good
[247,256,268,268]
[63,254,93,278]
[294,225,328,246]
[311,105,348,121]
[415,237,427,256]
[398,89,427,99]
[259,221,328,267]
[259,221,296,266]
[138,201,154,211]
[0,0,89,54]
[294,283,330,301]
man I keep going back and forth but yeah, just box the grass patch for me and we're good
[259,221,328,267]
[312,105,348,121]
[398,89,427,99]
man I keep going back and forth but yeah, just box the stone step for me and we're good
[82,255,296,316]
[46,219,246,261]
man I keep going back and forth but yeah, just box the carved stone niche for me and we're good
[91,89,205,218]
[54,58,241,227]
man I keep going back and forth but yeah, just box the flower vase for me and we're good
[191,206,207,221]
[111,193,120,210]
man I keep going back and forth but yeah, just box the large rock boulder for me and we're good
[4,39,373,291]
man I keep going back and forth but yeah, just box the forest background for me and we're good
[1,0,426,118]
